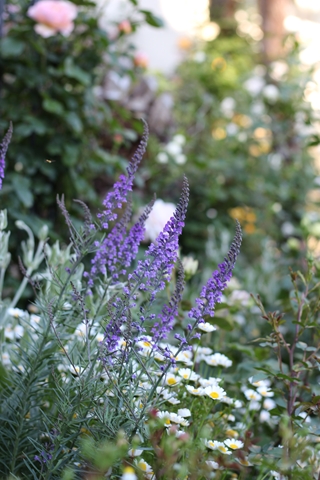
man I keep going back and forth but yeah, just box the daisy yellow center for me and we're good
[165,419,171,425]
[218,446,227,453]
[249,394,255,399]
[168,378,177,385]
[260,390,267,395]
[208,441,214,447]
[241,460,249,466]
[124,467,135,474]
[226,430,237,437]
[209,391,219,399]
[143,341,151,347]
[183,374,189,379]
[229,443,238,449]
[139,462,147,471]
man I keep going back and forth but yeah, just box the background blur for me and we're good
[2,0,320,313]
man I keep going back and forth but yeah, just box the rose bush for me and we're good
[27,0,77,37]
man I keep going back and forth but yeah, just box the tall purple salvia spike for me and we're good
[97,121,149,229]
[0,122,13,190]
[102,178,189,352]
[118,196,156,269]
[188,220,242,325]
[89,202,133,285]
[128,176,189,328]
[151,258,185,344]
[87,197,156,286]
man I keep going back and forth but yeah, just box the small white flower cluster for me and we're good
[242,377,276,424]
[156,134,187,165]
[204,438,244,454]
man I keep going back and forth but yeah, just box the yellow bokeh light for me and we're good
[212,127,227,140]
[211,57,227,71]
[253,127,272,139]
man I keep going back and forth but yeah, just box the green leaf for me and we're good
[210,315,234,331]
[64,58,91,86]
[11,175,34,208]
[140,10,164,28]
[0,37,25,57]
[43,99,65,116]
[65,112,83,133]
[62,144,79,167]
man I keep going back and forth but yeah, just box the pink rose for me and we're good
[27,0,77,38]
[118,20,132,34]
[133,52,148,69]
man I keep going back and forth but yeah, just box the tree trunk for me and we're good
[209,0,237,20]
[258,0,289,62]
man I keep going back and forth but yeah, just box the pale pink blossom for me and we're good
[143,199,176,243]
[133,52,148,68]
[118,20,132,34]
[27,0,77,38]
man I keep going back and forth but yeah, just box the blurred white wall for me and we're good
[97,0,209,74]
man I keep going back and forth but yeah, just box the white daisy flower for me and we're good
[69,365,83,376]
[263,398,276,410]
[164,373,181,387]
[165,395,181,405]
[186,385,206,396]
[257,386,274,397]
[193,346,213,355]
[249,376,270,388]
[244,389,262,401]
[223,414,235,422]
[173,134,186,145]
[197,322,217,333]
[204,385,226,400]
[177,408,191,418]
[136,459,155,479]
[168,412,189,426]
[199,377,222,387]
[260,410,271,422]
[224,439,244,450]
[96,333,104,342]
[128,449,143,457]
[174,350,193,365]
[205,440,232,455]
[14,325,24,339]
[206,460,219,469]
[157,411,172,427]
[236,457,253,467]
[75,323,86,340]
[178,368,199,381]
[225,428,239,438]
[271,471,288,480]
[121,466,137,480]
[249,400,261,411]
[136,336,154,352]
[205,353,232,368]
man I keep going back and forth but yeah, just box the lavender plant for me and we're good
[0,123,244,479]
[1,120,319,480]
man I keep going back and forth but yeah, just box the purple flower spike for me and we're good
[129,176,189,306]
[188,220,242,325]
[88,197,155,285]
[0,122,13,190]
[151,258,185,344]
[118,196,155,270]
[97,121,149,230]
